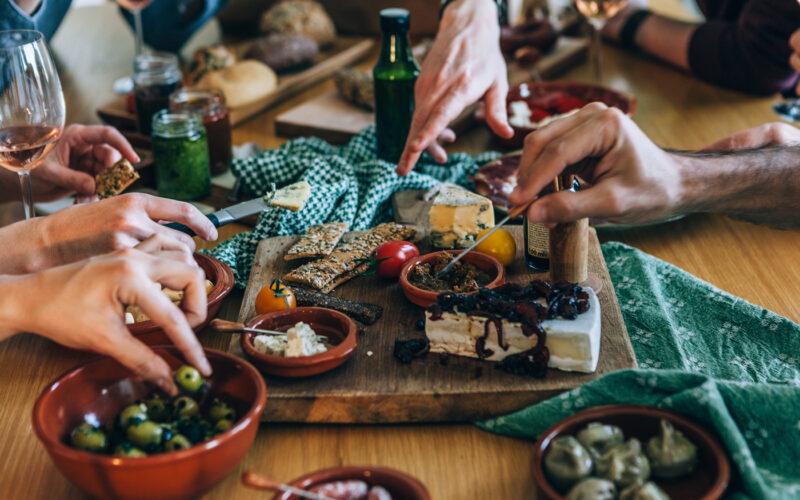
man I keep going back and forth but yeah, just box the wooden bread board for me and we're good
[274,36,589,143]
[97,37,375,131]
[230,225,635,423]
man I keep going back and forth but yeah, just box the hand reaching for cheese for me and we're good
[0,239,211,395]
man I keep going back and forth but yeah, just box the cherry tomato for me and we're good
[373,241,419,278]
[474,227,516,266]
[255,279,296,315]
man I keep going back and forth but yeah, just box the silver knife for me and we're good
[166,183,276,236]
[436,199,536,278]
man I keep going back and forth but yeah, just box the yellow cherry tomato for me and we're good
[255,279,296,315]
[473,227,516,266]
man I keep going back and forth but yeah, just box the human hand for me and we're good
[29,124,140,201]
[508,103,685,225]
[790,29,800,94]
[396,0,513,176]
[2,242,211,394]
[701,122,800,151]
[30,193,217,271]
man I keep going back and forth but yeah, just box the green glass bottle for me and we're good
[373,8,420,163]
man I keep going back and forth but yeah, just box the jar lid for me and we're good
[379,8,410,33]
[151,109,204,138]
[133,51,181,86]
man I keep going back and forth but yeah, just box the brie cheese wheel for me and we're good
[425,287,602,373]
[428,186,494,248]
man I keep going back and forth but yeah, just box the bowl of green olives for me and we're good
[128,253,235,345]
[32,346,267,500]
[531,405,730,500]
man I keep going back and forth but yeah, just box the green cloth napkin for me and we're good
[479,242,800,500]
[205,126,500,288]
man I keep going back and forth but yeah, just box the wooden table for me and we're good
[2,4,800,499]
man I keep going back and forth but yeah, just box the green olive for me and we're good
[165,434,193,452]
[70,423,108,453]
[114,443,147,458]
[208,399,236,423]
[214,419,233,433]
[126,420,163,450]
[173,365,205,395]
[145,395,171,422]
[173,396,199,419]
[119,403,148,427]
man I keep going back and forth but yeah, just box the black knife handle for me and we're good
[165,213,221,237]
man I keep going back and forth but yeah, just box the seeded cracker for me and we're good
[285,222,349,261]
[283,222,416,292]
[95,159,140,199]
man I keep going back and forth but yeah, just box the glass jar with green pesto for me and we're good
[151,109,211,201]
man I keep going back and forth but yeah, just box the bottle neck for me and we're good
[378,31,414,67]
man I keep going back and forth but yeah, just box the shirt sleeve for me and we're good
[688,0,800,95]
[121,0,230,53]
[0,0,71,40]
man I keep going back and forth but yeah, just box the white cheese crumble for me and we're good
[253,322,328,357]
[508,101,579,129]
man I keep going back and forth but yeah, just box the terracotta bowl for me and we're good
[273,466,431,500]
[398,250,507,308]
[32,346,267,500]
[241,307,358,377]
[127,253,235,345]
[498,81,637,149]
[531,404,730,500]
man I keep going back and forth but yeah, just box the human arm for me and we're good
[0,0,70,40]
[0,193,217,275]
[395,0,513,176]
[605,0,800,95]
[0,241,211,395]
[508,103,800,229]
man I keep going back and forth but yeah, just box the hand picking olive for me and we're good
[66,365,239,458]
[174,365,205,395]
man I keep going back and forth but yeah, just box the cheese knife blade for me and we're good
[436,199,535,278]
[164,196,272,237]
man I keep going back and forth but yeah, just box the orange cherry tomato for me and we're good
[474,227,516,266]
[254,279,296,315]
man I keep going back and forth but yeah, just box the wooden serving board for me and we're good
[274,36,589,143]
[97,37,375,131]
[230,225,635,423]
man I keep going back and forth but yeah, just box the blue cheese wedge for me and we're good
[425,288,601,373]
[428,186,494,248]
[268,181,311,212]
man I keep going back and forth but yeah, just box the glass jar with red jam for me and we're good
[169,87,232,174]
[133,52,182,136]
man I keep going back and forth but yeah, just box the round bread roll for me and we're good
[244,33,318,72]
[260,0,336,47]
[198,60,278,108]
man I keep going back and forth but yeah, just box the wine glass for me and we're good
[575,0,628,82]
[0,30,66,219]
[113,0,154,94]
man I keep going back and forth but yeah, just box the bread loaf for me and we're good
[198,60,278,108]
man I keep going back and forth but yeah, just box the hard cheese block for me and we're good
[425,288,601,373]
[428,186,495,248]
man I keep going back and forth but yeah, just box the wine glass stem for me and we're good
[591,22,602,83]
[18,171,35,220]
[133,9,144,56]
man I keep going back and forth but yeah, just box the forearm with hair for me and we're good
[674,146,800,228]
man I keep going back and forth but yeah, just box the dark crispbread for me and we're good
[95,158,139,199]
[283,222,416,292]
[285,222,349,261]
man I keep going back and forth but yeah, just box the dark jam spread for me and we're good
[426,280,590,378]
[409,253,492,293]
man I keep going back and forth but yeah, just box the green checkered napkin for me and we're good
[204,126,500,287]
[479,242,800,500]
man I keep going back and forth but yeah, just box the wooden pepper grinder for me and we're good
[548,175,588,283]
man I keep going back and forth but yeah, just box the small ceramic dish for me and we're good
[273,466,431,500]
[127,253,235,345]
[32,346,267,500]
[399,250,507,308]
[498,81,636,149]
[531,404,730,500]
[240,307,358,377]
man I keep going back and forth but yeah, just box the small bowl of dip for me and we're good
[240,307,358,377]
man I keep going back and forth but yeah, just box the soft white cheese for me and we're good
[508,101,580,129]
[253,334,288,356]
[425,288,602,373]
[253,321,328,357]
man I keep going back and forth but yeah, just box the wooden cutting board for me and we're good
[97,37,375,131]
[274,36,589,143]
[230,225,635,423]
